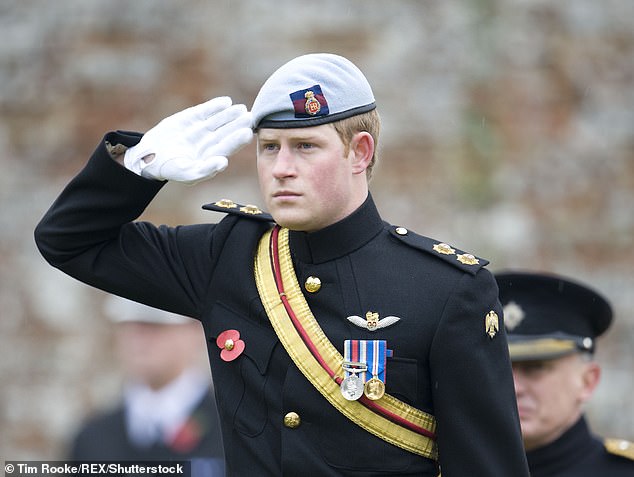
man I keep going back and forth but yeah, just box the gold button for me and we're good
[395,227,408,235]
[283,411,301,429]
[224,339,235,351]
[304,276,322,293]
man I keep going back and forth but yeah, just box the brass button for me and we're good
[395,227,408,235]
[224,339,235,351]
[304,276,322,293]
[283,411,301,429]
[582,337,593,350]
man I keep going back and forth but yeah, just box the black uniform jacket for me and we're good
[35,131,529,477]
[69,392,225,469]
[526,417,634,477]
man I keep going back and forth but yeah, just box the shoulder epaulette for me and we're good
[202,199,274,222]
[388,225,488,275]
[605,438,634,461]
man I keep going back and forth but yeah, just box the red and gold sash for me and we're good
[254,226,438,459]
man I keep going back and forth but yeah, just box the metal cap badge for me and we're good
[495,271,612,361]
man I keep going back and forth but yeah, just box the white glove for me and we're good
[124,96,253,184]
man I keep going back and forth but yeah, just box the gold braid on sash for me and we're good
[254,226,438,460]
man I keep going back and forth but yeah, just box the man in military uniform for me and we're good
[496,271,634,476]
[36,53,529,476]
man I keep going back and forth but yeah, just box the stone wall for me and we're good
[1,0,633,458]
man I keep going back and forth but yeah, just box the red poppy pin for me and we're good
[216,329,245,361]
[169,417,203,453]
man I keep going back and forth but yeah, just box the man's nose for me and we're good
[272,146,296,178]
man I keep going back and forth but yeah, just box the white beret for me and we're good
[103,295,193,325]
[251,53,376,129]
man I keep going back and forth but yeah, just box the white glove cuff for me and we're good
[123,145,155,176]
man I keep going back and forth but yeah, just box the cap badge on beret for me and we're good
[503,301,526,331]
[291,84,329,119]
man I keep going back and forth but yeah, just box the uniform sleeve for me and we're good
[430,269,530,477]
[34,132,217,318]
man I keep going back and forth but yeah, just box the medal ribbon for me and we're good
[368,339,386,383]
[344,340,387,384]
[254,226,437,459]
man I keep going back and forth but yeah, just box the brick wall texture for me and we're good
[1,0,633,458]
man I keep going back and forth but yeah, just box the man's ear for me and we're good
[579,361,601,403]
[350,132,374,175]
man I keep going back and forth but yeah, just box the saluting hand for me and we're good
[124,96,253,184]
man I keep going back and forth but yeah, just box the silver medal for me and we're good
[341,374,364,401]
[340,361,367,401]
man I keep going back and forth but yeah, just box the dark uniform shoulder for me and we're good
[605,437,634,462]
[387,224,489,275]
[202,199,274,222]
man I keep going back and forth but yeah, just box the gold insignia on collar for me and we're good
[433,243,456,255]
[240,204,262,215]
[503,301,525,331]
[485,311,499,339]
[457,253,479,265]
[215,199,237,209]
[346,312,401,332]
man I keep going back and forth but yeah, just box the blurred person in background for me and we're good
[496,271,634,476]
[69,295,224,474]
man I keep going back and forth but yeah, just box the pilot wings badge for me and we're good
[347,311,400,332]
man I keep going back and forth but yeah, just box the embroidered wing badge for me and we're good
[347,311,400,332]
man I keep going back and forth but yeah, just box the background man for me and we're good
[496,271,634,476]
[69,295,224,475]
[36,53,529,476]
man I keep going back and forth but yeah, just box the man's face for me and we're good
[116,321,207,389]
[256,124,365,232]
[512,353,599,450]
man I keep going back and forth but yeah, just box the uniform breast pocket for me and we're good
[208,302,278,437]
[386,356,418,404]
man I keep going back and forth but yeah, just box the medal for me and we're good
[341,361,367,401]
[364,376,386,400]
[341,374,364,400]
[362,340,387,400]
[343,340,391,401]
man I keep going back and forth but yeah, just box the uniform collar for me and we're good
[288,194,384,264]
[526,416,598,476]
